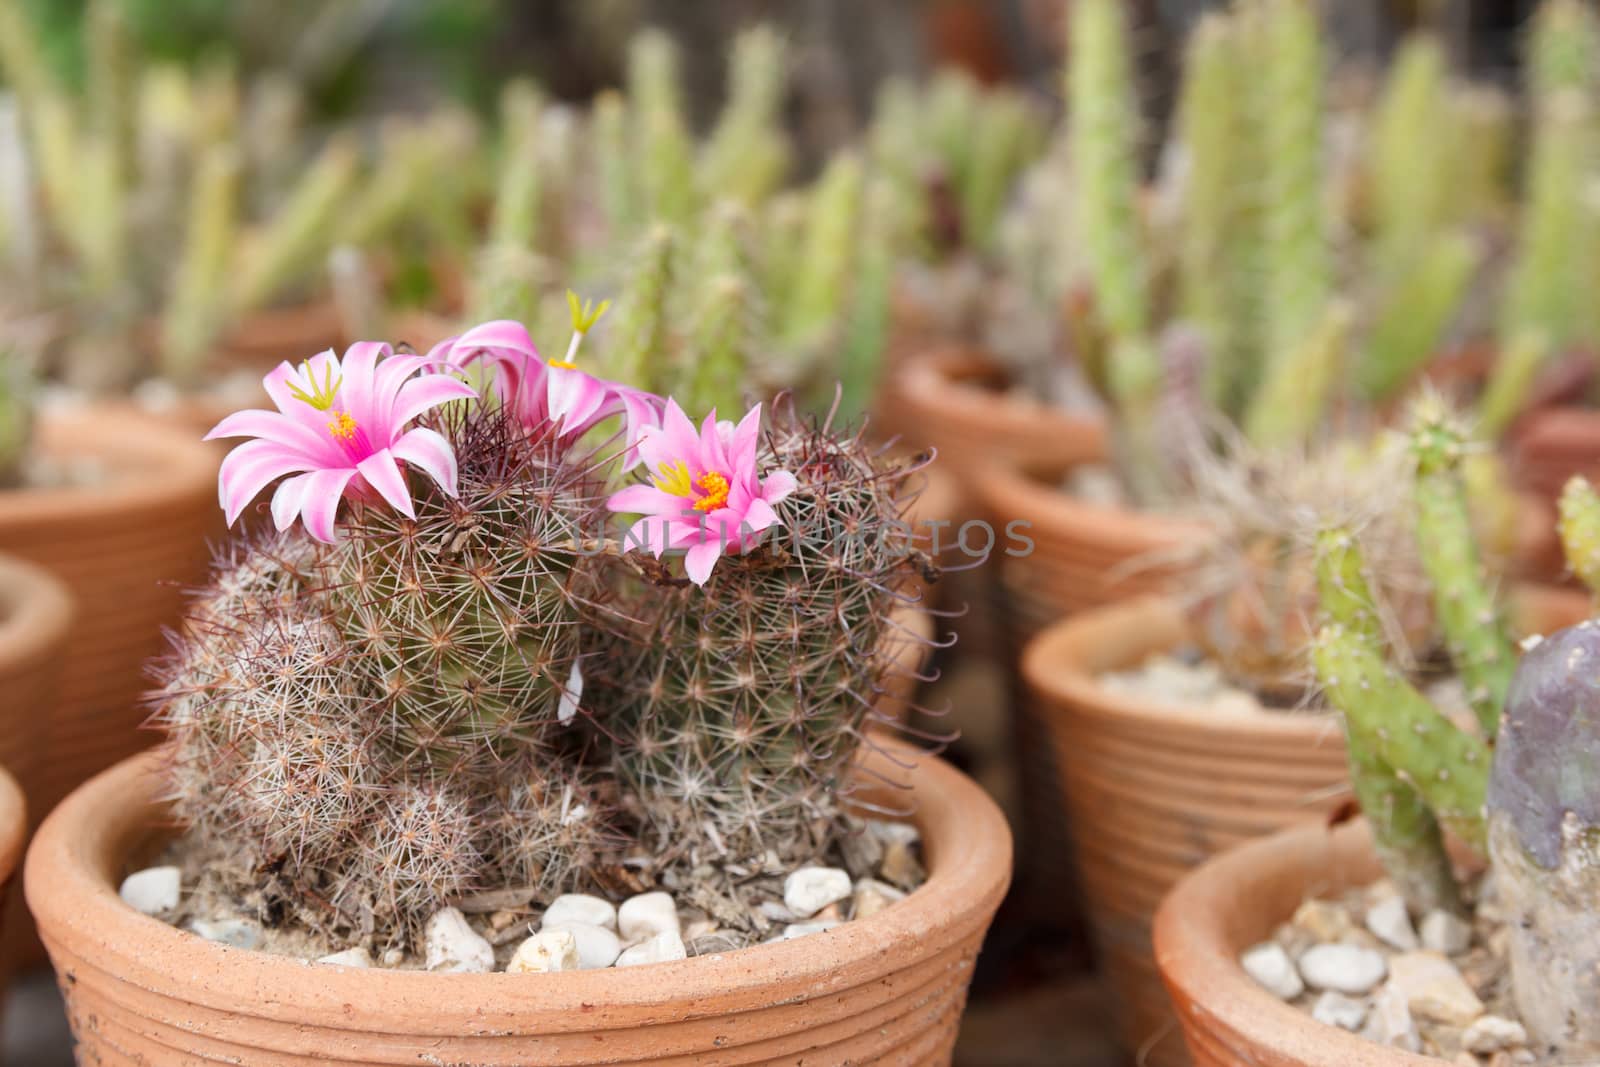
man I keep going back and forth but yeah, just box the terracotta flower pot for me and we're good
[214,297,346,373]
[974,459,1201,643]
[27,741,1011,1065]
[1025,589,1586,1067]
[0,766,26,978]
[0,408,217,821]
[875,347,1104,492]
[1153,819,1434,1067]
[0,553,69,969]
[1022,597,1349,1067]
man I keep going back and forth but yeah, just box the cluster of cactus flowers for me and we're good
[1310,400,1600,1056]
[152,300,932,947]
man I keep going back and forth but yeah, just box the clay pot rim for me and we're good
[1022,596,1339,737]
[894,345,1105,449]
[0,553,73,682]
[25,740,1012,1032]
[2,407,217,522]
[975,454,1207,553]
[0,766,23,889]
[1153,818,1437,1067]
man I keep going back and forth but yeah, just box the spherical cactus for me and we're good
[594,411,931,864]
[323,406,608,770]
[151,404,612,944]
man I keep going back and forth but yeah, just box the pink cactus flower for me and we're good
[205,342,478,542]
[426,313,661,465]
[607,400,797,586]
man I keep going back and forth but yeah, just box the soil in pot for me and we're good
[26,741,1011,1065]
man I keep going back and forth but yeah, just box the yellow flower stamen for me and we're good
[694,471,730,512]
[326,410,359,442]
[286,360,342,411]
[548,359,578,370]
[652,460,694,498]
[549,289,612,371]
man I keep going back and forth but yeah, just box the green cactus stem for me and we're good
[627,30,695,225]
[486,80,544,253]
[1360,232,1478,401]
[160,144,239,384]
[1242,301,1351,450]
[1477,331,1551,441]
[1258,0,1332,385]
[233,134,358,314]
[1410,401,1516,734]
[699,25,789,207]
[1313,530,1489,914]
[1500,92,1600,357]
[1175,14,1258,415]
[604,224,676,393]
[778,153,862,352]
[1558,476,1600,594]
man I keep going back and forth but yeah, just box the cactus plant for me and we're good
[593,408,929,863]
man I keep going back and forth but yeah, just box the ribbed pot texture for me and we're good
[1154,819,1438,1067]
[875,348,1104,490]
[1023,597,1353,1067]
[26,742,1011,1065]
[0,553,71,970]
[0,408,216,822]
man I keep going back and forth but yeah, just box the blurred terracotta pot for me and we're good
[0,408,216,822]
[1024,588,1583,1066]
[1022,597,1348,1067]
[875,347,1104,490]
[28,741,1011,1065]
[974,459,1201,644]
[1154,819,1434,1067]
[0,767,25,980]
[214,297,345,372]
[0,553,69,970]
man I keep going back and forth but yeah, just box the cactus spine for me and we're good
[154,406,610,942]
[596,418,926,863]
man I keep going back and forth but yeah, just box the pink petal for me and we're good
[372,353,429,424]
[298,468,358,543]
[391,427,459,497]
[638,399,702,474]
[218,439,314,526]
[270,472,316,531]
[683,539,725,586]
[762,470,798,504]
[546,367,610,435]
[357,449,416,519]
[741,497,779,534]
[339,342,389,427]
[390,373,477,432]
[263,355,332,412]
[621,516,670,557]
[205,408,333,459]
[730,404,763,468]
[607,483,681,516]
